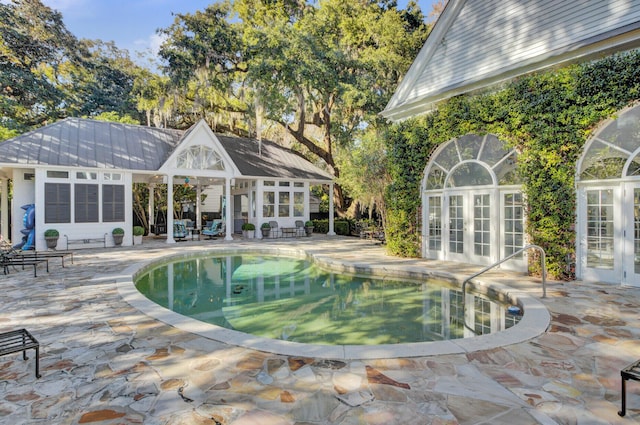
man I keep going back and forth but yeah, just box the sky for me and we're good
[39,0,440,63]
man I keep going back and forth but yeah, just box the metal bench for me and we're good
[0,329,41,378]
[619,359,640,416]
[64,234,107,250]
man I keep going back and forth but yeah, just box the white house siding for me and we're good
[10,168,35,244]
[384,0,640,119]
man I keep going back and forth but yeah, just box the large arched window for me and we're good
[421,134,523,270]
[576,103,640,286]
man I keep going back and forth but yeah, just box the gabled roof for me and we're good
[382,0,640,121]
[0,118,333,181]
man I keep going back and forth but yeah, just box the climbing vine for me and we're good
[385,50,640,279]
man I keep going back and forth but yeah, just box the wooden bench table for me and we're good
[0,329,41,378]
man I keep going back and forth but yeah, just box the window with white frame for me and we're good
[263,191,275,217]
[293,192,304,217]
[74,184,99,223]
[45,183,71,223]
[279,192,290,217]
[103,185,125,222]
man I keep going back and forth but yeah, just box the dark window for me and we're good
[103,185,125,222]
[74,184,99,223]
[45,183,71,223]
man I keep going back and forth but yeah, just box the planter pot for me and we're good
[45,236,58,249]
[261,228,270,238]
[133,235,143,245]
[247,231,254,239]
[305,226,314,236]
[113,234,124,246]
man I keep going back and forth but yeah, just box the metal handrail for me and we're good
[461,244,547,334]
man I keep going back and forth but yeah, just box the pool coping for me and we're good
[115,246,551,360]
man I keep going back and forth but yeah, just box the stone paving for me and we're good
[0,235,640,424]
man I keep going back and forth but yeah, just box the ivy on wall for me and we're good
[384,50,640,279]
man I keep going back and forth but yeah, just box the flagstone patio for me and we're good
[0,236,639,424]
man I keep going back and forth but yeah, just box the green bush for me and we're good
[310,219,351,236]
[44,229,59,237]
[133,226,145,236]
[384,50,640,279]
[242,222,256,231]
[261,222,271,229]
[112,227,124,235]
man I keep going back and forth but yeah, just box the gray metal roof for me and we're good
[0,117,333,181]
[217,134,333,181]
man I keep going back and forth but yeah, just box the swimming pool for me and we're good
[118,247,549,359]
[134,253,521,345]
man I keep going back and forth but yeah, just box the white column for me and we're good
[225,178,233,241]
[166,175,175,244]
[1,179,8,242]
[196,184,202,230]
[328,182,336,235]
[148,184,155,233]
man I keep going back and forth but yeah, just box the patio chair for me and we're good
[173,222,188,241]
[295,220,305,237]
[202,220,224,239]
[269,221,281,238]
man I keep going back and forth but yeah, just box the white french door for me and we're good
[580,186,621,283]
[444,191,494,265]
[623,184,640,287]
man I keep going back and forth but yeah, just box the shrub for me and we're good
[261,222,271,229]
[133,226,145,236]
[112,227,124,235]
[242,222,256,231]
[44,229,59,237]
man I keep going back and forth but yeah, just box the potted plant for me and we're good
[304,220,314,236]
[133,226,144,245]
[44,229,59,249]
[112,227,124,246]
[260,222,271,238]
[242,222,255,239]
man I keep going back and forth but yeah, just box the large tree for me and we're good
[157,0,430,212]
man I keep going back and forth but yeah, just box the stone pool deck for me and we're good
[1,235,639,424]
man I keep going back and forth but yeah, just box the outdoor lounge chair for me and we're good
[202,220,224,239]
[0,253,49,277]
[0,240,73,267]
[173,222,188,241]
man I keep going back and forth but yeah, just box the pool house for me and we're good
[0,118,335,251]
[381,0,640,285]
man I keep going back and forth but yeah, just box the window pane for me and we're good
[103,185,125,222]
[263,191,275,217]
[75,184,99,223]
[293,192,304,217]
[279,192,290,217]
[45,183,70,223]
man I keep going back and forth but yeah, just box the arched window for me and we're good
[424,134,520,189]
[578,104,640,181]
[176,145,225,171]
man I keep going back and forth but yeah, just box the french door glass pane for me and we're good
[474,194,490,257]
[428,197,442,251]
[504,193,524,258]
[586,189,614,269]
[449,196,464,254]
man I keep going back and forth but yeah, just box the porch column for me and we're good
[328,182,336,236]
[225,178,233,241]
[166,175,175,244]
[196,184,202,230]
[1,178,8,241]
[148,184,155,233]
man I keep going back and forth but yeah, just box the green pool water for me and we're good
[135,254,520,345]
